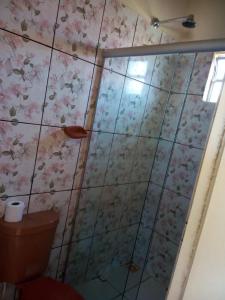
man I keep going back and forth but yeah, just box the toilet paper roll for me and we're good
[4,200,25,222]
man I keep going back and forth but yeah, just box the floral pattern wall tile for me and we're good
[141,183,162,228]
[127,55,156,85]
[43,50,93,127]
[165,143,202,198]
[0,121,39,197]
[98,0,138,74]
[87,230,117,279]
[65,238,92,285]
[83,132,113,187]
[145,232,178,281]
[115,78,149,135]
[105,134,138,185]
[151,140,173,185]
[133,15,162,47]
[72,187,102,241]
[113,224,138,265]
[32,126,80,193]
[0,0,58,46]
[95,184,128,234]
[93,69,125,132]
[155,188,189,244]
[54,0,104,62]
[188,52,213,95]
[171,53,195,93]
[120,182,148,227]
[160,93,186,141]
[176,95,216,148]
[29,191,71,247]
[45,247,61,279]
[63,190,78,245]
[151,54,177,91]
[132,224,152,268]
[0,195,29,218]
[0,31,51,123]
[131,137,158,182]
[140,87,169,138]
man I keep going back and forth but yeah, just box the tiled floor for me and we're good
[73,264,167,300]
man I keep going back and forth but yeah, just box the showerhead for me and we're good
[151,14,196,29]
[182,15,196,28]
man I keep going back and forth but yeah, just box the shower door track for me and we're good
[103,38,225,58]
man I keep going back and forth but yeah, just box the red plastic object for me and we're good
[18,277,84,300]
[63,126,88,139]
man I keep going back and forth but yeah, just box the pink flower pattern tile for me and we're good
[83,132,113,187]
[0,121,39,197]
[140,87,169,137]
[105,134,138,185]
[177,94,216,148]
[65,238,92,284]
[165,144,202,198]
[127,55,156,84]
[0,31,51,123]
[145,232,178,281]
[0,0,58,45]
[94,69,125,132]
[114,224,138,264]
[189,52,213,95]
[72,187,102,241]
[29,191,71,247]
[63,190,78,244]
[95,184,128,234]
[172,53,195,93]
[43,50,93,126]
[160,93,186,141]
[32,126,80,193]
[141,183,162,228]
[151,140,173,185]
[151,54,177,90]
[155,188,189,243]
[54,0,105,62]
[98,0,138,73]
[131,137,158,182]
[45,247,61,279]
[120,182,148,227]
[87,230,118,278]
[133,16,162,47]
[115,78,149,135]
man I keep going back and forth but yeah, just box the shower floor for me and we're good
[74,264,167,300]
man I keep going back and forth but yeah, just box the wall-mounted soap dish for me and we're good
[63,126,88,139]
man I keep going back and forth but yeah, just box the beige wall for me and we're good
[122,0,225,41]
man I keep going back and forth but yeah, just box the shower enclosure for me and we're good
[63,40,225,300]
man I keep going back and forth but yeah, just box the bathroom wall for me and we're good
[0,0,176,286]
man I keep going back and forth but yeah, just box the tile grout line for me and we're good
[132,53,199,299]
[120,33,180,300]
[82,14,139,280]
[82,64,128,280]
[54,0,108,275]
[26,0,61,212]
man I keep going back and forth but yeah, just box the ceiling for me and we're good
[121,0,225,41]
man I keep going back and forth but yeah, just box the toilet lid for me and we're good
[18,277,84,300]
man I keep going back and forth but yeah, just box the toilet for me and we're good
[0,211,84,300]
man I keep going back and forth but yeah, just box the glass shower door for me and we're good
[63,50,220,300]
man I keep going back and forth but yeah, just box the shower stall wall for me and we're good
[64,40,224,300]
